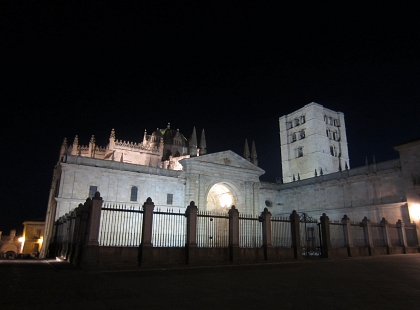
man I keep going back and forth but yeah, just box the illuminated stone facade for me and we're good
[42,105,420,258]
[279,102,350,183]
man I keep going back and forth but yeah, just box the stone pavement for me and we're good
[1,254,420,309]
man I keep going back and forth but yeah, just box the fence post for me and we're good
[341,215,353,257]
[70,204,83,265]
[185,201,198,265]
[260,207,273,261]
[290,210,301,259]
[228,205,240,263]
[139,197,155,266]
[320,213,331,258]
[47,220,59,258]
[81,192,103,269]
[380,218,392,254]
[362,217,374,255]
[396,219,408,254]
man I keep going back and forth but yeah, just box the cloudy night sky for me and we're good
[2,1,419,234]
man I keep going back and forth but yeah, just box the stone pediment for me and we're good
[179,150,265,176]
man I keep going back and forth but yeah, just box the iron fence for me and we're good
[388,225,400,247]
[271,216,292,247]
[329,221,345,247]
[99,203,143,246]
[371,224,385,247]
[239,214,262,248]
[405,224,418,247]
[351,222,366,247]
[152,208,186,247]
[197,210,229,247]
[299,221,320,256]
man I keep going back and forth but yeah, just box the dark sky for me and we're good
[2,1,419,234]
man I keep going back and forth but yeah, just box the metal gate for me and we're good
[300,213,321,257]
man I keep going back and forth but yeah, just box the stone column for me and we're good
[81,192,103,269]
[260,207,272,261]
[185,201,198,264]
[380,218,392,254]
[86,192,103,246]
[290,210,301,259]
[320,213,331,258]
[341,215,353,257]
[139,197,155,266]
[228,205,240,263]
[396,219,408,253]
[362,217,374,255]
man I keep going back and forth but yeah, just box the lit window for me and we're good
[130,186,138,202]
[167,193,173,205]
[89,186,97,198]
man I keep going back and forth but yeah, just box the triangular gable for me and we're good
[179,150,265,176]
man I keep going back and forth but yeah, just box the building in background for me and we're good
[279,102,350,183]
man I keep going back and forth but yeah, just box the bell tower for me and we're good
[279,102,350,183]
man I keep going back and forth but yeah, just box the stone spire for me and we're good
[251,140,258,166]
[89,135,95,158]
[71,135,78,155]
[199,129,207,155]
[59,138,68,161]
[143,129,147,145]
[244,139,250,161]
[189,127,198,157]
[109,129,115,151]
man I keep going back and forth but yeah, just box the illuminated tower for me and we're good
[279,102,350,183]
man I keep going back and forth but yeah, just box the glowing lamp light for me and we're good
[410,204,420,220]
[18,237,25,243]
[38,237,43,244]
[219,193,233,208]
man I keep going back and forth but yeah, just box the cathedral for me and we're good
[42,102,420,256]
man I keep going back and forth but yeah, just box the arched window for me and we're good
[330,146,334,156]
[130,186,138,202]
[294,118,300,126]
[301,115,305,124]
[292,132,296,142]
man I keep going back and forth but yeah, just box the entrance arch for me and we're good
[206,183,238,212]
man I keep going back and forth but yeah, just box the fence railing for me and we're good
[197,210,229,247]
[239,214,262,248]
[99,204,143,246]
[271,216,292,247]
[48,193,420,266]
[152,208,186,247]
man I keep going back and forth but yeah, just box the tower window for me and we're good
[286,121,292,129]
[294,118,300,126]
[130,186,138,202]
[300,129,305,139]
[297,147,303,157]
[291,132,296,142]
[167,193,173,205]
[301,115,305,124]
[89,186,97,198]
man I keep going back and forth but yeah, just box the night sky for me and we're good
[2,2,419,234]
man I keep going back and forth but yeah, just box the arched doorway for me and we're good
[206,183,237,212]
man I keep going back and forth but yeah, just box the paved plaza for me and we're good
[1,254,420,309]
